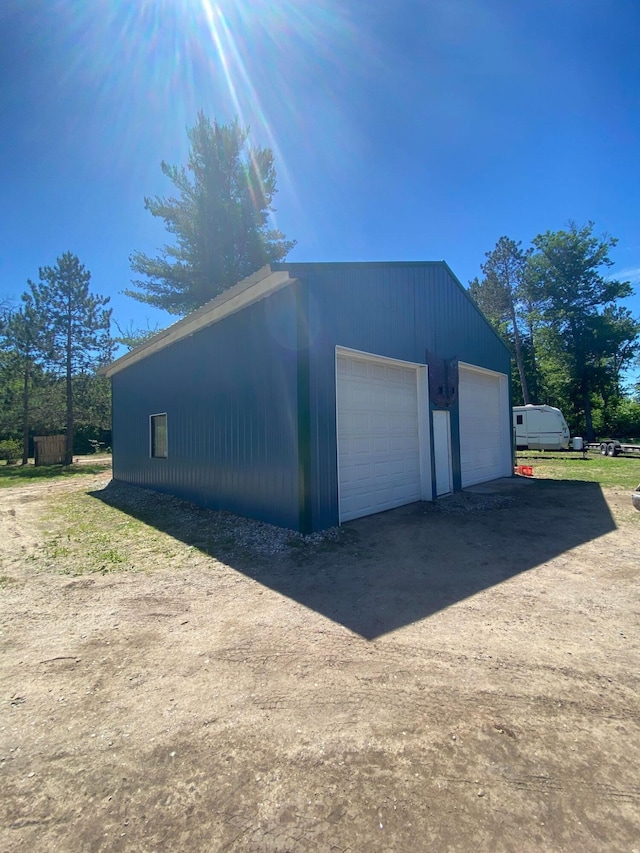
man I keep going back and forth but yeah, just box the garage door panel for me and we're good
[341,435,416,457]
[389,412,417,429]
[388,434,415,452]
[337,353,423,522]
[371,412,392,431]
[340,451,418,478]
[354,436,377,453]
[352,463,375,481]
[373,458,410,477]
[340,482,420,520]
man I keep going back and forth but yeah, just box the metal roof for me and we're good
[101,265,294,377]
[102,259,510,378]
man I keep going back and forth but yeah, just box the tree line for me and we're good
[0,253,113,464]
[2,112,638,461]
[0,114,294,464]
[469,225,640,441]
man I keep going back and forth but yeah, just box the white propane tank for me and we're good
[572,437,584,451]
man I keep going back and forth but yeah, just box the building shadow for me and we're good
[89,477,616,641]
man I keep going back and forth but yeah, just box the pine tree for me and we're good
[29,252,113,464]
[469,237,533,403]
[126,113,296,316]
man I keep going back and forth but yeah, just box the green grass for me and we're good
[516,450,640,490]
[0,460,111,486]
[39,490,182,577]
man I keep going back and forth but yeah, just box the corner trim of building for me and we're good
[296,282,313,534]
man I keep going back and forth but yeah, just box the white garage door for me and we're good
[337,352,423,522]
[459,364,511,488]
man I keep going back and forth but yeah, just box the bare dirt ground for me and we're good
[1,467,639,852]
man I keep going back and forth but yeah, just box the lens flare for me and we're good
[48,0,373,231]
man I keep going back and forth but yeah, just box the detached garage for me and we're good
[104,262,512,533]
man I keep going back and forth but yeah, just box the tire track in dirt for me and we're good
[1,471,639,852]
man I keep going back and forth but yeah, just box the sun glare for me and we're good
[52,0,367,223]
[175,0,366,225]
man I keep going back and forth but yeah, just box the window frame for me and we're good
[149,412,168,459]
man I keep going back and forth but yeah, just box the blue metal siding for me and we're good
[111,285,301,530]
[277,263,511,531]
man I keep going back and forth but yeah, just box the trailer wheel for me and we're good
[600,443,608,456]
[607,442,617,457]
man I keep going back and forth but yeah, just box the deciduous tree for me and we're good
[526,222,639,440]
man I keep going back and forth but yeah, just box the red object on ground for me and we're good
[515,465,533,477]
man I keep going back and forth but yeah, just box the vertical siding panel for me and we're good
[111,285,300,530]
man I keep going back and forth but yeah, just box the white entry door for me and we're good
[432,410,453,496]
[336,350,430,522]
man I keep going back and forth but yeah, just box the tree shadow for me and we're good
[89,477,616,640]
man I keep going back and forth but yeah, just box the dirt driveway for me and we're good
[1,470,639,852]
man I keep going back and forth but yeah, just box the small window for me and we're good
[150,413,168,458]
[516,414,523,425]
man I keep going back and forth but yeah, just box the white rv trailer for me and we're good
[513,404,570,451]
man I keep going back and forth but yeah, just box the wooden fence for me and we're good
[34,435,66,466]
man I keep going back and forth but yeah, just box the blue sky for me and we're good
[1,0,639,383]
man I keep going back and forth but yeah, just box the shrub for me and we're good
[0,439,22,465]
[73,426,112,455]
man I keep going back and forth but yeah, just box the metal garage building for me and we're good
[103,262,512,533]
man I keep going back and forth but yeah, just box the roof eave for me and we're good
[101,266,295,378]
